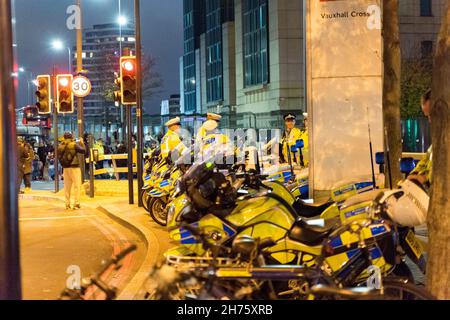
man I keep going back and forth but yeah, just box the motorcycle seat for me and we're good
[293,200,334,218]
[288,218,336,246]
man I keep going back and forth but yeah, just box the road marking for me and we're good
[20,215,97,221]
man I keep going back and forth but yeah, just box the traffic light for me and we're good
[120,56,137,105]
[56,74,74,113]
[35,75,51,114]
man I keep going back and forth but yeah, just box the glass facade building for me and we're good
[183,0,205,113]
[205,0,234,103]
[183,0,235,110]
[78,23,135,118]
[242,0,269,87]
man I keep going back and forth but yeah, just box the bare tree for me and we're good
[427,2,450,300]
[382,0,403,187]
[100,51,163,104]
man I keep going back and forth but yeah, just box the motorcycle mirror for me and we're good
[290,145,298,153]
[400,157,416,175]
[296,139,304,149]
[375,152,385,165]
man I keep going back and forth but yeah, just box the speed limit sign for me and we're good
[72,75,92,98]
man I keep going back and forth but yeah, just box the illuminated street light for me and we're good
[51,39,64,51]
[51,39,72,73]
[118,15,128,26]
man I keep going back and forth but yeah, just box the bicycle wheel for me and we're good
[381,278,435,300]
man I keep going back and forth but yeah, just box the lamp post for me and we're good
[18,67,35,105]
[118,0,127,141]
[51,40,72,73]
[134,0,144,207]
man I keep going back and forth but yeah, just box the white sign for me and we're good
[72,76,91,98]
[306,0,384,193]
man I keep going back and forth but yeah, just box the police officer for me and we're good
[299,112,309,166]
[280,114,304,166]
[196,113,222,145]
[161,117,186,161]
[409,89,432,188]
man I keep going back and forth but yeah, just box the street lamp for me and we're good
[118,15,127,26]
[18,67,35,105]
[51,39,72,73]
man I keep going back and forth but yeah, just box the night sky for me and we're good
[13,0,183,115]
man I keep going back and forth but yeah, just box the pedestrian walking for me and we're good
[23,140,34,192]
[32,155,43,181]
[17,137,30,195]
[57,132,86,210]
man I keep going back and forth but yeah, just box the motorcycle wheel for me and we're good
[148,197,168,226]
[141,189,150,212]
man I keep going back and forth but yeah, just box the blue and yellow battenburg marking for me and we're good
[179,221,237,246]
[325,222,392,278]
[332,181,375,205]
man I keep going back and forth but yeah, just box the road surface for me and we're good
[19,200,145,300]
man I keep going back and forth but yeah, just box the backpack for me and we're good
[58,143,76,167]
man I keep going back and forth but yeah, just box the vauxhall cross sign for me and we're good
[72,75,91,98]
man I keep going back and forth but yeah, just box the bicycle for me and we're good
[59,245,137,300]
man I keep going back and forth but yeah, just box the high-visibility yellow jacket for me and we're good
[281,127,308,167]
[161,129,186,159]
[201,132,229,152]
[196,126,207,145]
[299,129,309,166]
[93,143,105,156]
[410,146,433,185]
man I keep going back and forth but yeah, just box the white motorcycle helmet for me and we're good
[380,180,429,227]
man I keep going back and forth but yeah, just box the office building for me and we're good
[73,23,136,132]
[399,0,446,59]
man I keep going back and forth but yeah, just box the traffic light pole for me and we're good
[134,0,144,207]
[76,0,85,182]
[127,106,134,205]
[53,67,60,193]
[0,0,22,300]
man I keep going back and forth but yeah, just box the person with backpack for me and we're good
[57,132,86,210]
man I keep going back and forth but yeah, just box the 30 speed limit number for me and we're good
[72,76,92,98]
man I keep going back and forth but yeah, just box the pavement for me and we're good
[19,180,174,300]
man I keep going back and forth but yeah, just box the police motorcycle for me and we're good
[165,154,340,266]
[164,150,428,284]
[141,147,163,211]
[144,180,432,300]
[146,152,187,226]
[147,134,258,227]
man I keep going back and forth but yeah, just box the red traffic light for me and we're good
[59,77,70,87]
[56,74,74,113]
[122,60,135,72]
